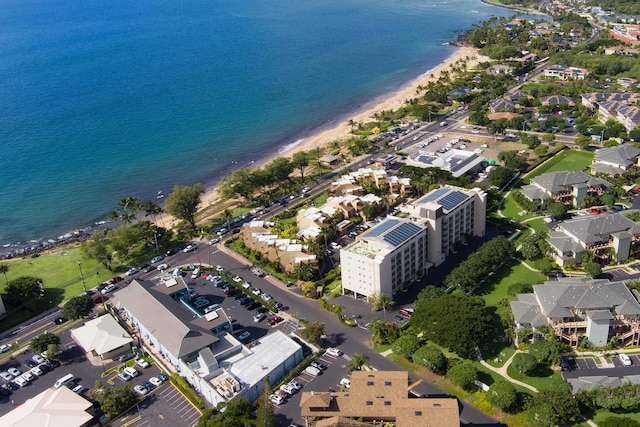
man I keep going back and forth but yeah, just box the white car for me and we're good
[0,371,13,381]
[204,304,220,314]
[72,384,85,394]
[216,265,224,272]
[620,354,632,366]
[30,366,43,376]
[325,347,342,357]
[280,383,296,395]
[151,255,164,263]
[21,372,34,382]
[149,376,163,387]
[13,376,28,387]
[232,276,243,283]
[8,367,21,377]
[0,344,11,354]
[191,268,201,279]
[156,263,169,271]
[125,267,138,276]
[32,354,45,364]
[261,293,272,301]
[270,394,285,405]
[134,384,149,395]
[242,282,251,289]
[252,288,262,296]
[101,284,116,294]
[183,244,196,253]
[253,313,267,323]
[124,367,139,377]
[135,359,150,369]
[340,378,351,389]
[289,380,302,391]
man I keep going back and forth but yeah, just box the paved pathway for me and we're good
[479,351,538,393]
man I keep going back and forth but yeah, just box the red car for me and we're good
[590,207,601,214]
[93,294,108,303]
[268,316,284,326]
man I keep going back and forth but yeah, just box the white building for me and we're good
[340,217,428,300]
[402,186,487,266]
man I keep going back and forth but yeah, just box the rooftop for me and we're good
[71,314,133,356]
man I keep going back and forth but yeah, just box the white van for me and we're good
[172,268,182,277]
[54,373,75,389]
[304,366,321,377]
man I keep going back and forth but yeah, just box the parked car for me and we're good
[325,347,342,357]
[118,353,134,363]
[13,377,28,387]
[238,297,254,306]
[267,316,284,325]
[215,265,224,272]
[340,378,351,389]
[289,380,302,391]
[253,313,267,323]
[251,288,262,296]
[72,384,85,394]
[183,244,196,253]
[101,284,116,294]
[310,361,327,371]
[32,354,45,364]
[30,366,44,376]
[270,393,285,405]
[123,367,139,377]
[280,383,296,395]
[620,354,632,366]
[134,384,149,395]
[125,267,138,276]
[0,344,12,354]
[0,371,13,381]
[7,368,21,377]
[151,255,164,263]
[261,293,272,301]
[238,331,251,340]
[24,360,37,369]
[156,263,169,271]
[232,276,243,283]
[149,376,163,387]
[304,366,321,376]
[224,288,239,297]
[135,359,150,369]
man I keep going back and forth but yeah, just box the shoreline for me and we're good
[1,44,486,256]
[190,45,485,212]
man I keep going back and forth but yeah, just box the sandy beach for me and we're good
[164,45,485,227]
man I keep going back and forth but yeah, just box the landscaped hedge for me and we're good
[170,373,207,410]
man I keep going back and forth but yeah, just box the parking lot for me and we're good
[116,382,201,427]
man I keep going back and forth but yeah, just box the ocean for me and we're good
[0,0,514,244]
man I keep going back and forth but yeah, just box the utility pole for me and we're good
[77,262,87,293]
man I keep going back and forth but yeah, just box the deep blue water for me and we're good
[0,0,513,243]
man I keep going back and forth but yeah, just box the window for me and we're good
[366,401,373,406]
[415,411,422,416]
[384,401,391,406]
[367,381,374,386]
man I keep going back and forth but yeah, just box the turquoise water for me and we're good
[0,0,512,243]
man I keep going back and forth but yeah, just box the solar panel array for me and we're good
[366,218,400,238]
[416,187,448,204]
[438,190,469,211]
[382,222,422,247]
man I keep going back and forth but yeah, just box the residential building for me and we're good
[591,144,640,176]
[0,386,95,427]
[71,314,133,360]
[112,279,304,406]
[519,171,612,208]
[547,212,640,266]
[319,154,340,167]
[510,277,640,347]
[340,217,428,300]
[402,186,487,266]
[299,371,460,427]
[330,168,411,197]
[616,104,640,133]
[486,64,514,75]
[581,92,640,111]
[540,95,575,106]
[488,98,516,112]
[544,65,588,80]
[240,220,317,273]
[581,91,640,131]
[618,77,638,88]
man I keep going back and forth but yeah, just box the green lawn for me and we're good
[501,195,536,222]
[593,410,640,424]
[525,218,550,234]
[506,363,565,390]
[0,247,114,301]
[484,346,516,369]
[479,260,546,308]
[524,149,594,182]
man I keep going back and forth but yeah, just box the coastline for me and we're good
[1,44,486,254]
[190,45,485,216]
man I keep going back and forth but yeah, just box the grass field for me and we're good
[479,260,546,308]
[0,247,114,302]
[524,149,594,182]
[506,363,565,390]
[501,195,536,222]
[593,410,640,424]
[525,217,549,233]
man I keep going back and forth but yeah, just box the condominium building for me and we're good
[402,186,486,266]
[340,186,486,299]
[340,217,427,300]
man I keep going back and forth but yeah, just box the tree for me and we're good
[416,285,445,303]
[487,380,517,411]
[30,333,61,353]
[291,151,310,181]
[446,362,477,390]
[300,321,326,345]
[46,343,60,362]
[488,166,513,188]
[197,398,255,426]
[529,337,561,366]
[143,199,163,225]
[498,150,528,170]
[0,263,8,284]
[61,294,95,320]
[512,352,537,374]
[392,335,421,359]
[534,386,579,426]
[346,353,370,372]
[5,276,43,308]
[630,127,640,142]
[255,377,275,427]
[547,201,567,219]
[165,184,204,229]
[370,291,394,320]
[414,344,447,374]
[294,263,316,281]
[575,134,591,149]
[520,236,542,260]
[367,318,401,345]
[101,385,138,418]
[411,293,496,359]
[584,262,602,277]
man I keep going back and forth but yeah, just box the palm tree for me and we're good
[346,353,370,372]
[143,200,163,225]
[372,292,394,321]
[348,119,355,134]
[0,263,9,284]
